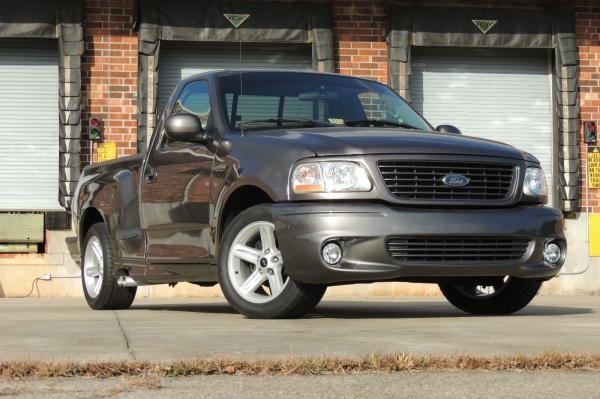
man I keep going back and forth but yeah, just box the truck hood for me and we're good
[268,127,537,163]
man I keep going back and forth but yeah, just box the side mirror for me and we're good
[165,113,207,143]
[436,124,461,134]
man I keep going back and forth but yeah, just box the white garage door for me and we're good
[410,47,554,204]
[0,39,59,210]
[158,41,313,114]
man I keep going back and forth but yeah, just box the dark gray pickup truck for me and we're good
[70,70,566,318]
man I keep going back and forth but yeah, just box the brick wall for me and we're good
[332,0,388,84]
[576,0,600,213]
[81,0,138,165]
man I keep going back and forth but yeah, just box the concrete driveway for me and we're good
[3,371,600,399]
[1,295,598,362]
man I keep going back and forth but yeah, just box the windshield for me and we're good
[218,72,432,132]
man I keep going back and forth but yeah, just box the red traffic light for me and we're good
[90,118,101,128]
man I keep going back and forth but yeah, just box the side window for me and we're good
[163,80,210,150]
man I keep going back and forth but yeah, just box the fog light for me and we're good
[544,242,562,264]
[322,242,342,265]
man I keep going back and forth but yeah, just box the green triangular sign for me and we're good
[472,19,497,34]
[223,14,250,28]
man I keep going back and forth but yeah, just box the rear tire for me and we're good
[81,223,136,310]
[218,205,326,319]
[439,277,542,315]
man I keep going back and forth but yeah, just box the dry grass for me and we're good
[1,353,599,379]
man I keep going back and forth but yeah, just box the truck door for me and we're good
[140,79,214,265]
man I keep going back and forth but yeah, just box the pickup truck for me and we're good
[70,70,566,318]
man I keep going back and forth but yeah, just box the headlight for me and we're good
[522,167,548,198]
[292,161,371,193]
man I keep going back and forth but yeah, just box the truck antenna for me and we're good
[239,39,244,136]
[223,13,250,136]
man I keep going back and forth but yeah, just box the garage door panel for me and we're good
[410,47,553,204]
[0,39,59,211]
[158,42,313,115]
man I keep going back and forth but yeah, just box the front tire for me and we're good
[218,205,326,319]
[439,277,542,315]
[82,223,136,310]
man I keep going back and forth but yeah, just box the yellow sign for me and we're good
[589,214,600,256]
[97,141,117,162]
[589,148,600,189]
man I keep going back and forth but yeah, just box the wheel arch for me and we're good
[217,185,274,243]
[79,207,106,247]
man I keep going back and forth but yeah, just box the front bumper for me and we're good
[272,203,566,284]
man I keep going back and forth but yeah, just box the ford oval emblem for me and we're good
[442,174,470,187]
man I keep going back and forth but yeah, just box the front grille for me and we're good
[378,161,516,201]
[387,237,530,263]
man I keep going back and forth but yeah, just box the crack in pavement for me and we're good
[113,311,136,360]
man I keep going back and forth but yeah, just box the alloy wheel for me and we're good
[83,236,104,298]
[228,221,289,304]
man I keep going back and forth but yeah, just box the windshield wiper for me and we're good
[344,119,420,130]
[239,118,335,128]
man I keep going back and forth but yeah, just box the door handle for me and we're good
[143,168,158,183]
